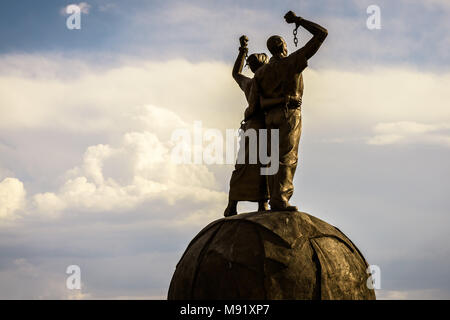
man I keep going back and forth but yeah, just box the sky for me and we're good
[0,0,449,299]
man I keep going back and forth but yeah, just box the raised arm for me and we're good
[232,35,252,90]
[285,11,328,60]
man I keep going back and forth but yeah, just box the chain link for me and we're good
[293,23,300,47]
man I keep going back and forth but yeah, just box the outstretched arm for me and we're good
[285,11,328,60]
[232,35,252,90]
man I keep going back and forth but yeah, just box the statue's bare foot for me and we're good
[224,200,238,217]
[258,201,269,212]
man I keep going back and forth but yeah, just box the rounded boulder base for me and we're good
[168,211,376,300]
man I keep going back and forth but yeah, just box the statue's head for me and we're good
[267,35,288,58]
[247,53,269,73]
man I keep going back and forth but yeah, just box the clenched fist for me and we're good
[239,35,249,48]
[284,11,298,24]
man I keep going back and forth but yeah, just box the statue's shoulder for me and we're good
[254,63,270,79]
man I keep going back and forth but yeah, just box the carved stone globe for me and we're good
[168,211,375,300]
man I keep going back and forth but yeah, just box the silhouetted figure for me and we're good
[248,11,328,211]
[224,35,301,217]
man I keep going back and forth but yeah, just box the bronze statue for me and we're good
[224,35,302,217]
[170,12,376,301]
[246,11,328,212]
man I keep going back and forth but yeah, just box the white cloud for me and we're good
[367,121,450,146]
[367,134,404,145]
[60,2,91,16]
[2,56,450,222]
[1,99,225,225]
[78,2,91,14]
[302,68,450,149]
[32,192,67,218]
[0,178,26,221]
[0,56,243,134]
[374,122,447,134]
[0,55,235,226]
[2,56,450,142]
[305,68,450,125]
[1,55,450,298]
[27,109,223,221]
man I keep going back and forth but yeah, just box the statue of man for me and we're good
[249,11,328,211]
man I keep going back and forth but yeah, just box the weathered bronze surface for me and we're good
[168,210,376,300]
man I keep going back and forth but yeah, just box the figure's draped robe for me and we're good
[228,77,269,202]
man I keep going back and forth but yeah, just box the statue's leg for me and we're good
[264,110,276,210]
[269,109,302,211]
